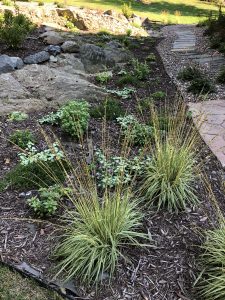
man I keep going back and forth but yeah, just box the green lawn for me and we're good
[53,0,222,24]
[0,265,62,300]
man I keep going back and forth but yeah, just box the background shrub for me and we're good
[187,77,215,94]
[177,66,203,81]
[0,11,34,49]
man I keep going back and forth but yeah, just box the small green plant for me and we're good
[27,185,68,216]
[146,53,156,62]
[9,130,36,149]
[2,0,12,6]
[97,28,111,36]
[60,101,90,138]
[90,98,125,120]
[96,71,112,84]
[38,0,44,6]
[187,77,215,94]
[177,66,203,81]
[54,1,65,8]
[65,21,78,32]
[117,115,153,145]
[117,73,136,86]
[0,158,68,190]
[132,58,150,80]
[0,11,34,49]
[217,67,225,83]
[126,28,132,36]
[95,150,150,189]
[55,190,147,284]
[18,142,64,166]
[107,87,135,99]
[39,101,90,138]
[39,111,62,125]
[151,91,166,101]
[137,97,153,112]
[7,111,29,122]
[122,2,133,19]
[199,226,225,300]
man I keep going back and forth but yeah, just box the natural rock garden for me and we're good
[0,2,225,300]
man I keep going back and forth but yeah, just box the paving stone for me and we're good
[189,100,225,167]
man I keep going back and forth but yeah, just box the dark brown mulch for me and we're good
[0,33,224,300]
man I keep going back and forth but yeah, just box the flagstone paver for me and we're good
[189,101,225,167]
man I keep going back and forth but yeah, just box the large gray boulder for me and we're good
[0,55,23,74]
[61,40,80,53]
[24,51,50,64]
[80,42,129,73]
[13,64,106,104]
[40,31,64,45]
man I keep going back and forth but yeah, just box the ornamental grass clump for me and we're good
[139,103,200,212]
[199,227,225,300]
[55,190,147,284]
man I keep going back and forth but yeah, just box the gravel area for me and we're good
[157,25,225,103]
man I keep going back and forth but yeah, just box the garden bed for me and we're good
[0,34,224,300]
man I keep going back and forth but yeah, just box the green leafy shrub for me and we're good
[217,67,225,83]
[38,0,44,6]
[122,2,133,19]
[95,150,150,189]
[27,185,68,216]
[90,99,125,120]
[187,77,215,94]
[60,101,90,138]
[146,53,156,62]
[177,66,203,81]
[140,142,198,212]
[117,73,136,86]
[65,21,78,32]
[95,71,112,84]
[97,28,111,36]
[0,11,34,49]
[137,97,153,112]
[39,100,90,138]
[18,142,64,166]
[117,115,153,145]
[39,111,62,125]
[54,1,65,8]
[151,91,166,101]
[2,0,12,6]
[107,87,135,99]
[55,191,147,284]
[132,58,150,80]
[0,159,68,190]
[9,129,36,149]
[8,111,28,122]
[126,28,132,36]
[199,227,225,300]
[0,142,69,191]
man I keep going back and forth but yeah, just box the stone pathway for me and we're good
[159,25,225,167]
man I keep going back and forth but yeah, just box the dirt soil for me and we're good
[0,34,224,300]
